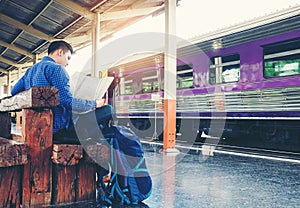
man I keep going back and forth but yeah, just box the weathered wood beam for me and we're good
[52,144,83,166]
[52,144,103,204]
[0,137,28,167]
[22,109,53,207]
[0,86,59,112]
[0,166,22,207]
[0,137,28,207]
[51,144,83,204]
[77,153,97,202]
[52,164,77,204]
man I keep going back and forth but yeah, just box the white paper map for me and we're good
[70,72,114,100]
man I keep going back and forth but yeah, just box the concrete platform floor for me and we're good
[142,149,300,208]
[41,144,300,208]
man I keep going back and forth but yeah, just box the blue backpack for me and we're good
[96,125,152,206]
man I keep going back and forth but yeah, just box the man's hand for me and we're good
[96,98,106,108]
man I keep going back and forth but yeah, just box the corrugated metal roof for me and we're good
[0,0,167,78]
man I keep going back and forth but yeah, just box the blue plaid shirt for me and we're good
[11,56,96,133]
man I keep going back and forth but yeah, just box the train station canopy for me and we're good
[0,0,172,78]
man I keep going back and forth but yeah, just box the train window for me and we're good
[177,64,193,88]
[263,38,300,78]
[142,70,159,93]
[120,77,133,95]
[209,54,240,84]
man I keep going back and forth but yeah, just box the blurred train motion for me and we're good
[106,6,300,157]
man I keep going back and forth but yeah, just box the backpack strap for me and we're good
[133,157,148,173]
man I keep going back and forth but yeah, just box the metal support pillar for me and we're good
[7,70,11,95]
[34,54,39,64]
[17,67,21,79]
[163,0,178,153]
[92,12,101,77]
[15,67,22,130]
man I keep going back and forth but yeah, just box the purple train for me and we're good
[107,6,300,157]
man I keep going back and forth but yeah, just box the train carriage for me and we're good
[107,5,300,157]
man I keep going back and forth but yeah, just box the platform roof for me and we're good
[0,0,169,78]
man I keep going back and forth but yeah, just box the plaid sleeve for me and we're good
[47,65,96,112]
[11,76,25,96]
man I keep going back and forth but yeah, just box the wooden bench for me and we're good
[0,86,108,207]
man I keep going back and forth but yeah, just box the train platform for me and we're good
[10,122,300,208]
[140,144,300,208]
[28,142,300,208]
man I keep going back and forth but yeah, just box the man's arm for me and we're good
[48,66,97,112]
[11,77,25,96]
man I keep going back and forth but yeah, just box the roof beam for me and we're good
[0,40,34,59]
[0,14,54,42]
[101,5,164,21]
[66,33,92,46]
[0,57,33,68]
[0,68,8,75]
[17,62,33,69]
[54,0,95,20]
[0,57,18,67]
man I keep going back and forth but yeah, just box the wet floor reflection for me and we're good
[143,150,300,208]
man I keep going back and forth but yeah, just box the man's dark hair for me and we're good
[48,40,74,55]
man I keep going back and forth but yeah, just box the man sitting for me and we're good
[11,40,114,144]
